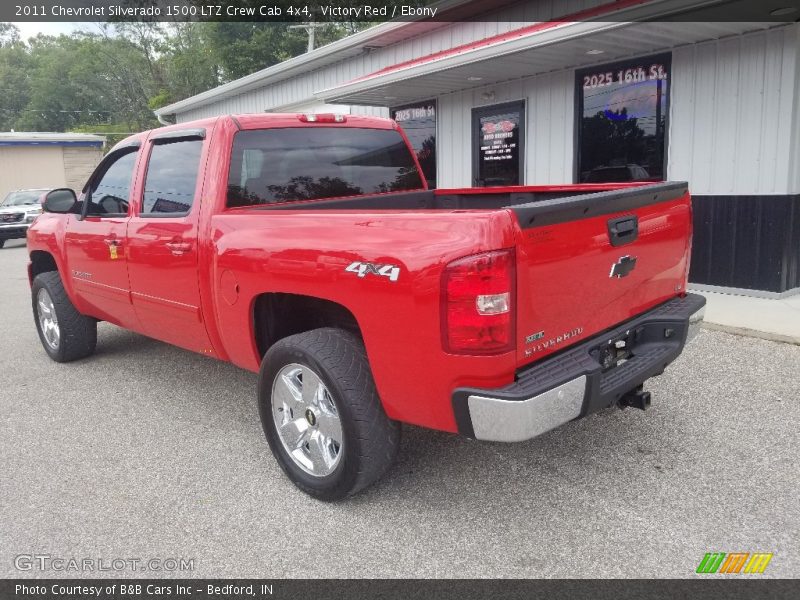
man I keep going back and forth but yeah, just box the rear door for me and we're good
[64,145,141,329]
[125,129,213,354]
[512,182,692,367]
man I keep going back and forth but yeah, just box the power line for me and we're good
[0,107,114,115]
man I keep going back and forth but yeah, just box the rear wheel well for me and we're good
[30,251,58,280]
[253,293,361,358]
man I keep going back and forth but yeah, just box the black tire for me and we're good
[0,240,5,249]
[258,327,400,501]
[32,271,97,362]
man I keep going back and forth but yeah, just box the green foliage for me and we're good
[0,39,31,131]
[69,123,138,147]
[0,21,370,134]
[0,23,20,46]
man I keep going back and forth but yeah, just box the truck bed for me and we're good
[234,180,692,373]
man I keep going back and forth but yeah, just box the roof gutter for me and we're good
[156,113,174,126]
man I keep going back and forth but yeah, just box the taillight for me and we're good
[441,249,516,355]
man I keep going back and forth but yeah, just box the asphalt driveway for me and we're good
[1,238,797,578]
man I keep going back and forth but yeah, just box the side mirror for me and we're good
[43,188,78,214]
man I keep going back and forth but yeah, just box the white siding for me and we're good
[668,25,800,195]
[791,26,800,194]
[525,70,575,185]
[349,105,390,117]
[437,70,574,187]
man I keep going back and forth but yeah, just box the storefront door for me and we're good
[472,101,525,187]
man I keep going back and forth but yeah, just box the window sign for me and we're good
[472,101,525,187]
[391,101,436,188]
[577,53,670,183]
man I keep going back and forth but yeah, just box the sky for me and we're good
[10,21,95,40]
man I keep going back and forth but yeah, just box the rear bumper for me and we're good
[452,293,706,442]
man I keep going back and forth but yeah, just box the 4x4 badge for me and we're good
[610,255,637,278]
[345,261,400,282]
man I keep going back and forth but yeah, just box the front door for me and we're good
[64,146,140,329]
[472,100,525,187]
[126,132,213,355]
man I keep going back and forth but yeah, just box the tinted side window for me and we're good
[227,127,423,207]
[86,150,138,216]
[142,140,204,214]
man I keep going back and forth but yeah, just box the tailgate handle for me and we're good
[608,215,639,247]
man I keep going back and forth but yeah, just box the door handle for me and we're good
[103,238,120,246]
[607,215,639,247]
[165,241,192,256]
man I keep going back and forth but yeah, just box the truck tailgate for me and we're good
[510,182,691,367]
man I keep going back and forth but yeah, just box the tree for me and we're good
[150,23,221,109]
[0,21,370,133]
[198,22,371,82]
[0,34,31,130]
[0,23,20,46]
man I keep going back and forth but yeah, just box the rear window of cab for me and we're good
[227,127,423,207]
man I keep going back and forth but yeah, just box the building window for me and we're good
[472,101,525,187]
[576,53,671,183]
[391,101,437,188]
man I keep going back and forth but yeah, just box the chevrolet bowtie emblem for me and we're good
[610,255,637,278]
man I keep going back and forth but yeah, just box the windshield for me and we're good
[2,190,45,207]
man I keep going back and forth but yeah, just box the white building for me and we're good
[0,132,105,202]
[154,0,800,296]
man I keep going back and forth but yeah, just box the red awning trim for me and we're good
[348,0,652,85]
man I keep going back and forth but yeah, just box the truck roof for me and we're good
[111,113,398,152]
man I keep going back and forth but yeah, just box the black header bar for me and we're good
[2,579,799,600]
[4,0,800,23]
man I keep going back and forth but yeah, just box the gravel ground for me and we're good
[1,238,798,578]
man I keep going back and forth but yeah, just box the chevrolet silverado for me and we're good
[26,114,705,500]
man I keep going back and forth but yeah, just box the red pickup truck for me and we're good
[27,113,705,500]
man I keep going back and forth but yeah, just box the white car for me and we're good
[0,189,50,248]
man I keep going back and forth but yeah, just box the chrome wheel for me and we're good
[271,363,343,477]
[37,288,60,350]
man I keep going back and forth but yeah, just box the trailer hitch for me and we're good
[619,386,651,411]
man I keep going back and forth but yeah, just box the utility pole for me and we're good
[288,22,327,53]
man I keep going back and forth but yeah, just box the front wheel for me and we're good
[258,328,400,501]
[32,271,97,362]
[0,240,5,249]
